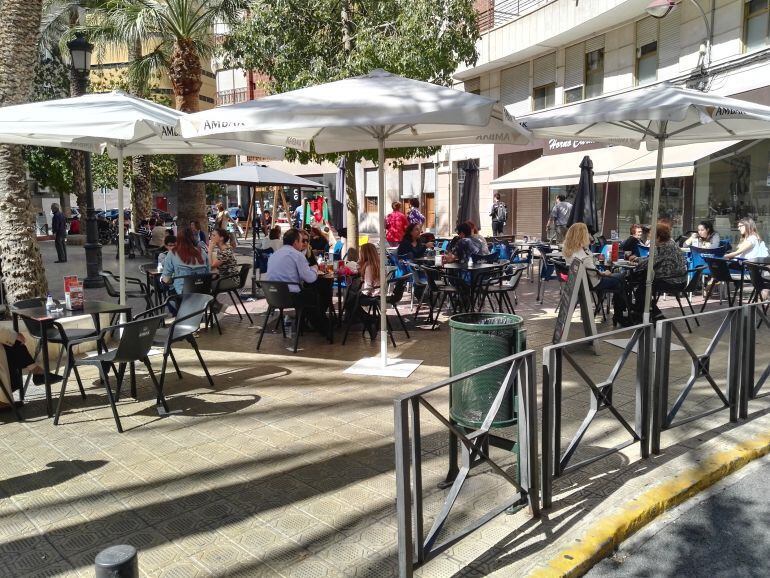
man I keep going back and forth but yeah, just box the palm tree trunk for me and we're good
[70,149,88,220]
[169,39,205,230]
[0,0,48,301]
[128,40,152,230]
[344,153,359,248]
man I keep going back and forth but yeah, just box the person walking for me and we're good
[547,194,573,242]
[490,193,507,236]
[51,203,67,263]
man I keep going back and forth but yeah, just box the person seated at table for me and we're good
[161,227,210,296]
[138,219,153,241]
[640,225,651,247]
[725,218,769,260]
[266,228,329,334]
[466,221,491,256]
[190,220,207,247]
[266,225,284,253]
[149,219,168,249]
[443,222,484,264]
[0,328,63,410]
[564,223,622,292]
[209,228,239,278]
[397,223,433,260]
[620,224,643,257]
[262,210,273,236]
[359,243,381,296]
[157,234,176,269]
[682,220,720,249]
[629,221,687,317]
[309,226,330,253]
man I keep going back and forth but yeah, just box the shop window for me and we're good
[618,178,684,237]
[637,41,658,85]
[533,83,555,111]
[365,196,378,214]
[744,0,769,51]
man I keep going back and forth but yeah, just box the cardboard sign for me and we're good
[64,275,83,310]
[552,259,597,345]
[63,275,79,293]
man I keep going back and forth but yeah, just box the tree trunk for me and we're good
[169,39,205,230]
[128,39,152,230]
[0,0,47,302]
[70,149,87,220]
[344,154,359,249]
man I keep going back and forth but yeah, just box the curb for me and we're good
[529,432,770,577]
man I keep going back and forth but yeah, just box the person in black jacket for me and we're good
[397,223,433,260]
[51,203,67,263]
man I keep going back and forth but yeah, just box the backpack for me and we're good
[495,202,508,223]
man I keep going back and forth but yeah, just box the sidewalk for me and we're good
[0,240,767,576]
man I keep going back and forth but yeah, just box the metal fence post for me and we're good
[652,322,671,455]
[636,325,652,459]
[541,347,554,509]
[394,399,414,578]
[728,309,742,423]
[517,352,540,517]
[740,304,755,419]
[409,397,424,565]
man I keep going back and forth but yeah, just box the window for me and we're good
[533,83,555,111]
[365,197,378,214]
[500,63,530,115]
[401,165,420,198]
[636,17,658,85]
[744,0,769,51]
[364,167,379,198]
[585,49,604,99]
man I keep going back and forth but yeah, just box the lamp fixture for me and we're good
[66,32,93,74]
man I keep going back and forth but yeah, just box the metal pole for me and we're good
[642,129,667,324]
[378,135,388,367]
[94,545,138,578]
[117,146,126,305]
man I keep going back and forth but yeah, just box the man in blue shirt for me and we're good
[266,228,330,337]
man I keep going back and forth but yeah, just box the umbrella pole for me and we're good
[378,135,388,367]
[642,130,667,324]
[117,145,126,307]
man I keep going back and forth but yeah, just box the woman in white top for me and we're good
[725,218,769,260]
[683,220,720,250]
[563,223,621,292]
[358,243,380,296]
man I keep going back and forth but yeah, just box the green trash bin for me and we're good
[449,313,525,430]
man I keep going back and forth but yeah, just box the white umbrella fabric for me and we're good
[180,163,322,188]
[511,82,770,323]
[180,69,531,373]
[0,91,284,305]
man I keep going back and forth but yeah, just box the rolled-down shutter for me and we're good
[515,187,543,237]
[585,35,605,54]
[533,53,557,88]
[422,163,436,193]
[636,17,658,50]
[364,168,379,197]
[501,63,530,115]
[401,165,420,198]
[564,43,584,91]
[658,9,680,70]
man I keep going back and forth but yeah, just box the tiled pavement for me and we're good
[1,240,769,576]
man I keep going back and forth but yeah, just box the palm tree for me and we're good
[0,0,49,301]
[90,0,245,228]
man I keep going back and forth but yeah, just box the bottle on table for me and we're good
[46,293,54,312]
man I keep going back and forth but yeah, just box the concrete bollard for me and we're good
[94,545,138,578]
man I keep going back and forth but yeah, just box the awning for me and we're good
[490,141,739,189]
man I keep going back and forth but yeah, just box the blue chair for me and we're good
[535,244,557,303]
[332,240,345,261]
[637,246,650,259]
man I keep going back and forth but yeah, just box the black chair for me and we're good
[14,297,98,398]
[53,315,167,433]
[342,272,411,347]
[181,274,221,334]
[256,280,330,353]
[700,257,743,311]
[212,264,253,324]
[745,262,770,307]
[427,267,465,329]
[100,270,153,313]
[653,267,704,333]
[135,293,215,393]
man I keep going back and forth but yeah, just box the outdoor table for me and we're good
[731,257,770,305]
[443,262,506,312]
[139,264,165,306]
[11,300,132,418]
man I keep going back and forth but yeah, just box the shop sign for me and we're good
[543,138,604,156]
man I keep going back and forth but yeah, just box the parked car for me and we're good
[98,208,131,221]
[151,208,174,223]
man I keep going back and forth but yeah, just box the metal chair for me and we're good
[257,280,330,353]
[181,274,221,334]
[53,315,167,433]
[342,272,411,347]
[653,266,704,333]
[13,297,97,399]
[134,294,215,393]
[477,264,525,314]
[212,264,253,324]
[745,262,770,327]
[100,270,153,313]
[701,257,743,311]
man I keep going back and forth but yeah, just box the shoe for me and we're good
[32,372,63,386]
[54,260,63,263]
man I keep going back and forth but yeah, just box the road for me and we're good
[587,454,770,577]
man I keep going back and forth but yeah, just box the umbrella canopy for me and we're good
[334,157,347,229]
[180,69,531,371]
[181,163,321,188]
[456,161,480,228]
[509,82,770,324]
[567,156,599,236]
[0,91,283,305]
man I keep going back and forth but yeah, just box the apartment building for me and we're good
[451,0,770,242]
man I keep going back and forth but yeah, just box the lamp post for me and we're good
[646,0,712,85]
[67,32,103,287]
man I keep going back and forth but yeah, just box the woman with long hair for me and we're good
[726,218,768,259]
[358,243,381,295]
[161,227,210,295]
[563,223,621,292]
[684,220,720,249]
[396,223,433,260]
[209,228,238,278]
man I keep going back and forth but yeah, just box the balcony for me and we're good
[477,0,554,32]
[216,87,249,107]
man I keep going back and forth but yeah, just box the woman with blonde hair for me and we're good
[725,217,768,259]
[563,223,622,292]
[358,243,381,295]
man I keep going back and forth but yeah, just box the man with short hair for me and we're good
[490,193,506,236]
[547,194,573,242]
[266,228,330,336]
[444,222,484,263]
[51,203,67,263]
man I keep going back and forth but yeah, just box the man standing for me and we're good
[51,203,67,263]
[490,193,507,236]
[266,228,330,337]
[547,194,572,242]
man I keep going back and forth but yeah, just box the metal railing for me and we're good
[541,324,652,508]
[477,0,554,32]
[652,306,743,454]
[394,350,539,577]
[740,300,770,417]
[216,87,249,107]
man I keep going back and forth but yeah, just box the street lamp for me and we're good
[67,32,103,288]
[645,0,712,79]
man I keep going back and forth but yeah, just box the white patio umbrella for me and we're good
[180,69,531,374]
[510,82,770,323]
[0,91,284,305]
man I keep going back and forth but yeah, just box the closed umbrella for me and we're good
[456,161,480,228]
[567,156,599,236]
[334,156,347,229]
[181,69,530,374]
[0,91,283,305]
[511,82,770,323]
